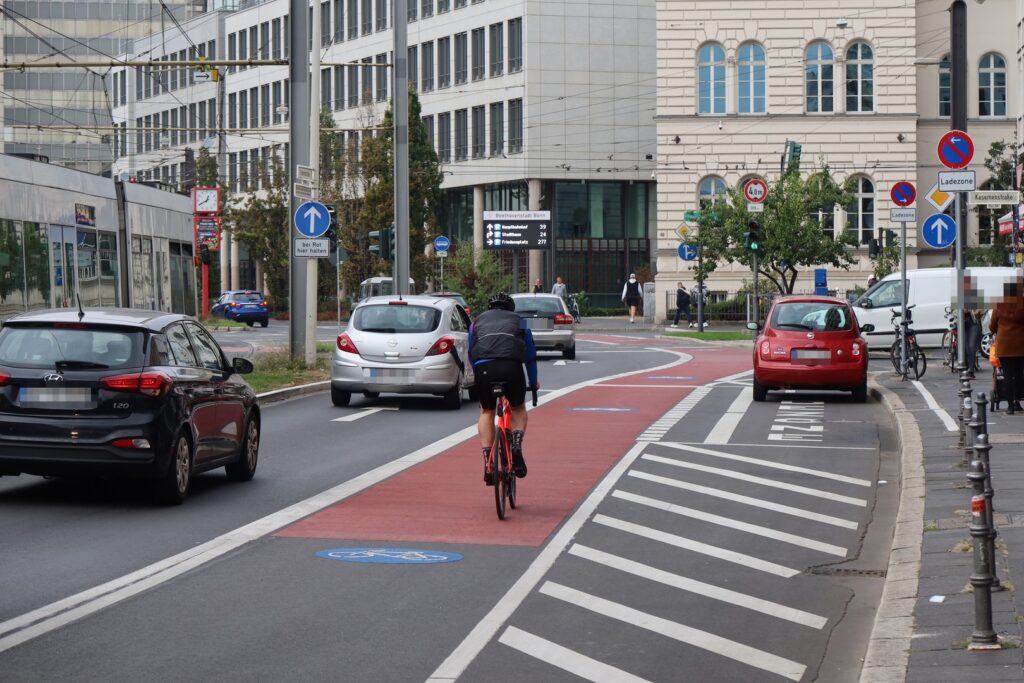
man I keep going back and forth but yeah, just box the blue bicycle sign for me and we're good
[315,547,464,564]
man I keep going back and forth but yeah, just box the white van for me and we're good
[852,267,1018,349]
[358,277,417,301]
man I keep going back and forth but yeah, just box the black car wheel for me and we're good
[851,380,868,403]
[331,386,352,407]
[442,379,463,410]
[246,321,255,327]
[155,431,192,505]
[752,376,768,402]
[260,320,269,328]
[562,345,576,360]
[226,416,259,481]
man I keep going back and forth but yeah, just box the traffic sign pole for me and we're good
[956,191,966,372]
[901,219,907,374]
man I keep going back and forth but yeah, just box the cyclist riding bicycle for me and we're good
[469,292,539,484]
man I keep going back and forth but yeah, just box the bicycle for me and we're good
[566,293,582,323]
[889,306,927,380]
[941,306,958,373]
[486,382,538,520]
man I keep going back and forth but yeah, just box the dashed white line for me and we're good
[654,443,874,485]
[627,470,859,529]
[539,582,807,682]
[330,407,399,422]
[498,626,651,683]
[703,388,753,444]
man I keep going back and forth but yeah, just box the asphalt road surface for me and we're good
[0,334,897,681]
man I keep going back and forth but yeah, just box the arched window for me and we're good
[738,43,766,114]
[938,53,951,117]
[979,53,1007,117]
[847,176,875,245]
[845,42,873,112]
[805,42,834,113]
[698,176,727,207]
[697,43,726,114]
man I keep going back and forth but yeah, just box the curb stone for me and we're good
[256,380,330,405]
[858,379,924,682]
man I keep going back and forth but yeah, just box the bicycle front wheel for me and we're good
[890,340,902,373]
[912,345,927,380]
[941,331,953,369]
[494,433,507,520]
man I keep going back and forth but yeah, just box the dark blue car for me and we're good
[211,291,270,327]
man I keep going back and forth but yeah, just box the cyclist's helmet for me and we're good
[488,292,516,311]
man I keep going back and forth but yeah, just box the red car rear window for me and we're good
[770,302,852,332]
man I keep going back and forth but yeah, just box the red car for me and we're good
[749,295,873,403]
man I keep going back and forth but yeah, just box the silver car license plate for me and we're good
[19,387,94,408]
[792,349,831,360]
[365,368,414,380]
[526,318,552,331]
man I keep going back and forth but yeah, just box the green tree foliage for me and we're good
[693,165,857,294]
[968,140,1023,266]
[444,242,514,313]
[873,241,900,280]
[195,147,220,189]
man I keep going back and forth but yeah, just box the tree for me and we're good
[693,165,857,294]
[444,242,514,313]
[195,147,219,188]
[873,241,900,280]
[968,139,1023,266]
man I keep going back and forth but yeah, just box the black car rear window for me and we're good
[233,292,263,302]
[514,297,563,315]
[352,305,441,333]
[0,325,143,369]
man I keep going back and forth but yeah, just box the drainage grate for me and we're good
[808,567,887,578]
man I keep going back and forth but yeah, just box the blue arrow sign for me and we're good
[678,243,698,261]
[293,201,330,238]
[433,235,450,252]
[921,213,957,249]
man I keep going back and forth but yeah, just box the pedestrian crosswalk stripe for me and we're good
[498,626,652,683]
[628,470,859,530]
[640,454,868,507]
[569,544,828,628]
[655,442,873,486]
[540,582,806,682]
[593,514,799,578]
[612,490,847,557]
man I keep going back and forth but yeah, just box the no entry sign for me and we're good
[937,130,974,170]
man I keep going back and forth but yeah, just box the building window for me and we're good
[239,91,248,129]
[348,64,358,107]
[938,53,951,117]
[455,33,468,84]
[334,66,344,109]
[438,112,451,162]
[362,57,373,104]
[272,18,282,57]
[697,43,726,114]
[489,23,503,77]
[422,0,432,18]
[347,0,358,39]
[421,41,434,91]
[273,81,283,122]
[508,98,522,153]
[455,109,468,160]
[979,53,1007,117]
[471,28,485,81]
[249,87,259,128]
[455,0,466,7]
[737,42,765,114]
[471,105,485,158]
[283,79,290,121]
[408,46,419,92]
[376,0,386,30]
[321,3,331,44]
[805,42,834,113]
[698,176,727,207]
[438,0,449,12]
[332,0,343,41]
[249,26,258,60]
[228,33,237,73]
[847,176,875,245]
[321,69,331,115]
[423,115,435,149]
[376,53,388,101]
[845,42,873,113]
[508,18,522,73]
[284,15,290,58]
[408,0,417,22]
[489,102,503,156]
[361,0,372,34]
[262,20,272,58]
[438,37,451,88]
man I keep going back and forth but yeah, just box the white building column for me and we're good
[726,57,738,114]
[528,178,543,286]
[220,229,231,292]
[230,236,241,290]
[473,185,484,265]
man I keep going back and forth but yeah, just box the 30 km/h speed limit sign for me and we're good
[743,179,768,204]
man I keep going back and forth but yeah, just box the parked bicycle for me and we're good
[890,306,927,380]
[486,382,538,520]
[942,305,983,372]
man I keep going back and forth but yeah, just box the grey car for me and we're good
[330,296,476,409]
[511,294,577,359]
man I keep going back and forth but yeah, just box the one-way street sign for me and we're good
[293,201,330,238]
[921,213,957,249]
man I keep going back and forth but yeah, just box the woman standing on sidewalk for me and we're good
[991,296,1024,414]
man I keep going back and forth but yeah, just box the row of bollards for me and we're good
[962,367,1003,650]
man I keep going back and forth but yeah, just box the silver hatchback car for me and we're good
[511,294,577,359]
[331,296,476,409]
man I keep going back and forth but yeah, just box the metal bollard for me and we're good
[967,453,1000,649]
[963,395,976,466]
[972,408,1002,592]
[958,371,972,448]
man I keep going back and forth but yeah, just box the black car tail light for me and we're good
[101,371,172,398]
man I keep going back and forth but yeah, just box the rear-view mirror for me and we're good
[861,299,873,309]
[745,322,760,331]
[232,357,254,375]
[860,324,875,333]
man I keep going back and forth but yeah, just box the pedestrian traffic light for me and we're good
[368,227,391,258]
[325,203,337,230]
[745,220,761,252]
[200,243,211,264]
[868,238,880,259]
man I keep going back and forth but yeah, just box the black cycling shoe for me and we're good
[510,431,527,478]
[483,449,494,486]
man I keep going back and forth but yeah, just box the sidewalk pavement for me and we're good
[874,366,1024,681]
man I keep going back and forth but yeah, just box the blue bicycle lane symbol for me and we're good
[316,547,464,564]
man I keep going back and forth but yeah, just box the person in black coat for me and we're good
[671,283,692,328]
[621,273,642,323]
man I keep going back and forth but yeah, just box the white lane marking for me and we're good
[637,386,713,442]
[575,338,619,345]
[640,454,867,507]
[1,351,695,656]
[710,369,754,384]
[498,626,651,683]
[912,380,958,432]
[593,514,799,578]
[569,544,827,628]
[703,388,753,444]
[655,442,874,486]
[628,470,859,530]
[330,407,399,422]
[612,490,848,557]
[666,440,875,452]
[595,384,702,388]
[576,349,665,353]
[540,582,807,682]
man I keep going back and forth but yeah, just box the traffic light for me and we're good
[868,238,880,259]
[324,203,338,250]
[745,220,761,252]
[200,243,211,265]
[884,229,897,248]
[368,227,391,257]
[786,140,802,167]
[388,225,395,259]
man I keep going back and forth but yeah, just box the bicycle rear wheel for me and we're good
[494,433,507,520]
[890,340,902,373]
[941,331,953,369]
[508,464,517,509]
[911,345,927,379]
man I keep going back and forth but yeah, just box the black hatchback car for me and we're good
[0,309,260,504]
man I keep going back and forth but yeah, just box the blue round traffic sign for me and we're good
[316,547,463,564]
[433,235,450,252]
[921,213,957,249]
[293,201,331,238]
[678,243,698,261]
[937,130,974,170]
[890,182,916,207]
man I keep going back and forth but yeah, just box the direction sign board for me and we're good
[890,208,917,223]
[193,71,212,83]
[294,238,330,258]
[938,170,976,192]
[293,201,331,238]
[293,183,315,200]
[743,179,768,204]
[921,213,958,249]
[970,190,1021,206]
[678,243,698,261]
[925,182,954,212]
[482,211,550,249]
[683,210,702,224]
[890,182,916,207]
[433,235,450,252]
[296,164,317,183]
[937,130,974,170]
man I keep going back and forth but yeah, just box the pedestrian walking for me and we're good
[621,273,641,324]
[532,278,543,294]
[965,308,983,377]
[991,294,1024,414]
[671,283,692,328]
[551,276,567,300]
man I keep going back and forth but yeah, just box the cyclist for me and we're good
[469,292,539,484]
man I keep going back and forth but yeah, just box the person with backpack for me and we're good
[621,273,642,324]
[671,283,692,328]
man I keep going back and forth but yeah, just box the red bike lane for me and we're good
[276,345,750,547]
